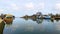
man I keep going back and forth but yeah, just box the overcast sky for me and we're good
[0,0,60,17]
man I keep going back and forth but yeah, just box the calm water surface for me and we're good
[2,18,60,34]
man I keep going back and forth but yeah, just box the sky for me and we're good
[0,0,60,17]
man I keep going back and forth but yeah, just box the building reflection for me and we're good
[51,19,60,22]
[51,19,54,22]
[23,18,29,21]
[0,21,5,34]
[23,18,60,24]
[55,19,60,22]
[30,18,43,24]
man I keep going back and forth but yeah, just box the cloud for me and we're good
[39,3,45,9]
[0,9,4,14]
[36,3,45,10]
[0,9,4,12]
[10,3,19,10]
[5,3,19,11]
[25,2,34,10]
[24,2,45,11]
[55,3,60,10]
[2,3,20,12]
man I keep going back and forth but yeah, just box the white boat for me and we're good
[43,15,51,19]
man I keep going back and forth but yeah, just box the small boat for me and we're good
[43,15,51,19]
[3,14,14,23]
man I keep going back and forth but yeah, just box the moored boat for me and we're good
[43,15,51,19]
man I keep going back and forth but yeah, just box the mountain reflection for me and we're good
[0,21,5,34]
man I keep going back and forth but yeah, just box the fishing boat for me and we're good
[3,14,14,23]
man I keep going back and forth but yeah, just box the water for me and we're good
[1,18,60,34]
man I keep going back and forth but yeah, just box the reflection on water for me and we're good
[51,19,54,22]
[23,18,29,20]
[36,19,43,24]
[23,18,56,24]
[55,19,59,22]
[2,18,60,34]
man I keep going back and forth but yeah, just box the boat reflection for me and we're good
[23,18,43,24]
[0,21,5,34]
[30,18,43,24]
[36,19,43,24]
